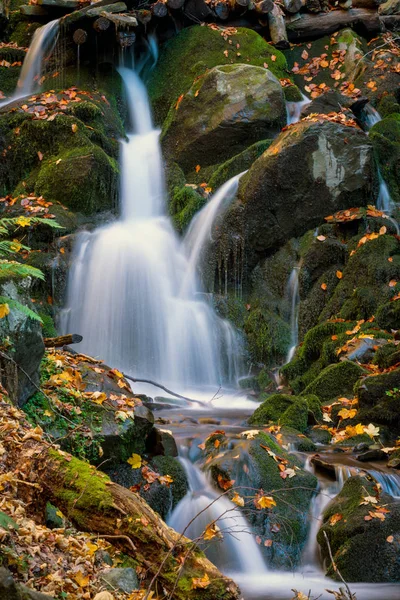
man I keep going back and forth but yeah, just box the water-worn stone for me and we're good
[318,475,400,581]
[220,120,375,270]
[161,64,286,174]
[0,281,44,406]
[101,568,139,593]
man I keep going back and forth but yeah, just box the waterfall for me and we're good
[181,173,244,295]
[0,19,59,109]
[286,93,310,125]
[364,103,382,129]
[168,456,267,575]
[285,266,300,364]
[61,68,244,396]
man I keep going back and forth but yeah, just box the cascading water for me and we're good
[0,19,59,109]
[286,93,311,125]
[61,68,244,396]
[168,455,267,575]
[285,266,300,364]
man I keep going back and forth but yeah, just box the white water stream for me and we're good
[0,19,59,109]
[61,68,245,398]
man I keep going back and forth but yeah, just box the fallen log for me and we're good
[44,333,83,347]
[167,0,185,8]
[213,0,231,19]
[151,0,168,17]
[93,15,110,30]
[86,0,126,16]
[253,0,275,14]
[286,8,400,40]
[0,400,241,600]
[101,10,138,26]
[283,0,305,14]
[268,3,290,48]
[61,0,122,26]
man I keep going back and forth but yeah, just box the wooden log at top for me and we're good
[286,8,391,40]
[72,28,87,44]
[235,0,250,7]
[152,0,168,17]
[268,3,290,48]
[61,0,122,26]
[133,8,152,23]
[44,334,83,347]
[166,0,185,9]
[101,10,138,26]
[93,16,110,30]
[86,1,126,17]
[253,0,275,13]
[213,0,231,19]
[283,0,305,13]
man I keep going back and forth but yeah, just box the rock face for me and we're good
[223,120,375,265]
[161,64,286,174]
[0,281,44,406]
[318,476,400,582]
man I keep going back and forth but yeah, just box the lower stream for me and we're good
[148,400,400,600]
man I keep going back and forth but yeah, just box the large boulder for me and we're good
[161,64,286,174]
[201,431,318,569]
[220,119,375,268]
[318,475,400,582]
[356,368,400,429]
[0,281,44,406]
[148,25,289,125]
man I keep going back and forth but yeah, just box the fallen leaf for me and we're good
[321,283,327,291]
[71,123,78,133]
[232,492,245,507]
[191,574,210,589]
[329,513,343,526]
[127,453,142,469]
[0,304,10,319]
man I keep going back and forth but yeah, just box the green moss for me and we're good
[280,399,308,433]
[152,456,188,509]
[148,26,289,124]
[35,145,119,214]
[8,14,41,47]
[244,307,291,366]
[369,115,400,203]
[283,85,303,102]
[377,94,400,119]
[257,368,272,391]
[208,139,271,190]
[373,343,400,369]
[0,65,20,95]
[302,361,366,402]
[318,476,400,582]
[38,312,57,337]
[249,393,294,425]
[376,300,400,331]
[169,186,206,233]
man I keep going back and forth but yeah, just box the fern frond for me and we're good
[0,241,30,257]
[0,296,42,322]
[0,216,63,233]
[0,260,45,281]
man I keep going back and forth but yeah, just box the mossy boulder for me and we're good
[369,114,400,204]
[302,360,366,402]
[244,307,291,367]
[161,64,285,174]
[203,432,318,568]
[219,120,375,269]
[169,185,206,233]
[148,25,289,125]
[318,475,400,582]
[356,369,400,428]
[249,393,321,432]
[35,146,119,214]
[208,139,272,191]
[376,300,400,331]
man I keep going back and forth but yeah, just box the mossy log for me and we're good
[1,401,240,600]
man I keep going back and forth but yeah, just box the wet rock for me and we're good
[318,475,400,582]
[221,120,375,270]
[302,360,366,402]
[356,368,400,429]
[356,449,387,462]
[353,442,370,453]
[310,455,336,476]
[202,431,318,569]
[146,427,178,457]
[301,89,352,116]
[0,281,44,406]
[369,115,400,204]
[161,64,286,174]
[0,567,20,600]
[20,5,49,15]
[208,140,272,190]
[101,568,139,593]
[388,449,400,469]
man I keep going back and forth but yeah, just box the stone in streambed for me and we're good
[161,64,286,174]
[101,568,139,593]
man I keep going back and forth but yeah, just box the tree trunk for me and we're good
[253,0,274,14]
[283,0,305,14]
[1,400,241,600]
[44,334,83,347]
[285,8,399,40]
[268,3,290,48]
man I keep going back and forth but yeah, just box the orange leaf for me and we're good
[336,270,343,279]
[321,283,327,291]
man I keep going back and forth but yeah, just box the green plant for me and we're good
[0,215,61,321]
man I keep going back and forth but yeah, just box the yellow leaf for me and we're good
[0,304,10,319]
[232,492,245,507]
[16,216,31,227]
[91,391,107,405]
[74,571,89,587]
[191,573,210,589]
[94,593,115,600]
[336,270,343,279]
[127,453,142,469]
[85,541,98,555]
[255,495,276,510]
[363,423,380,437]
[345,423,365,437]
[71,123,78,133]
[338,408,357,420]
[203,522,221,540]
[379,226,387,235]
[10,241,21,252]
[329,513,343,526]
[43,409,53,417]
[360,495,378,505]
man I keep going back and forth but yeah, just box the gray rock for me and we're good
[356,449,387,462]
[0,281,44,406]
[101,568,139,593]
[0,567,20,600]
[301,90,352,117]
[219,120,375,270]
[161,64,286,173]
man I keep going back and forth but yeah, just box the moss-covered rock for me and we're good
[244,307,291,367]
[169,185,206,233]
[148,26,289,125]
[161,64,285,174]
[376,299,400,331]
[356,369,400,428]
[302,360,366,402]
[203,432,317,568]
[208,140,272,191]
[369,114,400,204]
[318,475,400,582]
[249,392,321,432]
[35,145,119,214]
